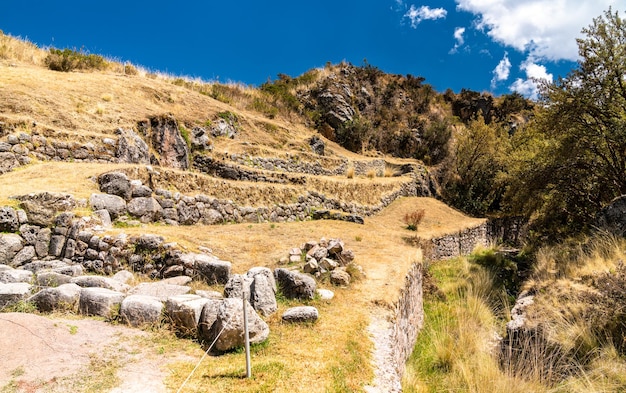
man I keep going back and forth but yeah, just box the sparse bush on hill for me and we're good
[403,209,425,231]
[45,47,108,72]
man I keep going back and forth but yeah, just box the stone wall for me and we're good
[0,201,229,280]
[372,221,492,390]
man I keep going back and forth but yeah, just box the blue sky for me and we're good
[1,1,621,98]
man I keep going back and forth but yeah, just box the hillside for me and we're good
[0,33,491,392]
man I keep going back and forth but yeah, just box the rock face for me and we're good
[142,115,190,170]
[274,268,316,300]
[14,192,76,227]
[201,298,270,352]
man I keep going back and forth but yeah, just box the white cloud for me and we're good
[456,0,618,61]
[404,5,448,28]
[454,27,466,45]
[509,58,554,99]
[449,27,466,54]
[491,52,511,88]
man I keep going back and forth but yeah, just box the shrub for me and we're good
[366,169,376,179]
[45,47,108,72]
[403,209,425,231]
[346,167,355,179]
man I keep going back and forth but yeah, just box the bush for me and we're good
[45,48,107,72]
[403,209,425,231]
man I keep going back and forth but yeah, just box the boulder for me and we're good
[0,268,33,283]
[135,234,164,251]
[78,287,125,318]
[316,288,335,300]
[127,197,162,220]
[128,282,191,301]
[10,245,35,267]
[195,290,223,300]
[249,272,277,316]
[195,254,231,285]
[34,228,51,258]
[89,194,127,219]
[36,271,73,287]
[0,282,32,308]
[303,259,318,274]
[165,294,210,336]
[112,270,134,284]
[71,275,131,293]
[120,295,164,327]
[307,245,328,262]
[48,235,66,257]
[197,299,222,342]
[131,184,153,198]
[223,274,252,299]
[0,233,24,265]
[161,275,192,286]
[31,283,81,312]
[201,208,223,225]
[200,298,269,352]
[20,259,71,273]
[326,238,344,256]
[0,207,19,232]
[274,268,316,300]
[177,200,200,225]
[319,258,339,271]
[115,128,150,164]
[309,135,325,156]
[338,249,355,265]
[14,192,76,226]
[99,172,132,200]
[210,118,237,139]
[0,152,19,174]
[19,224,39,245]
[330,268,351,286]
[282,306,319,323]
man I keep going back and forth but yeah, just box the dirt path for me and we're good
[0,313,185,392]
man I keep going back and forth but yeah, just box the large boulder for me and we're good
[127,197,162,221]
[36,271,74,287]
[0,268,33,284]
[223,274,252,299]
[200,298,269,352]
[166,294,210,337]
[0,282,32,308]
[0,233,24,265]
[195,254,231,285]
[14,192,76,227]
[78,287,125,318]
[98,172,132,200]
[120,295,164,327]
[10,245,35,267]
[34,228,51,258]
[274,268,316,300]
[115,128,150,164]
[128,282,190,301]
[249,271,277,316]
[71,275,131,293]
[31,283,82,312]
[0,152,19,174]
[89,194,127,219]
[309,135,325,156]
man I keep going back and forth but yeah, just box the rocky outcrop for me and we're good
[115,128,150,164]
[14,192,77,227]
[139,115,189,170]
[596,195,626,236]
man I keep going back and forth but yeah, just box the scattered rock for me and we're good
[14,192,76,227]
[0,268,33,283]
[89,193,127,219]
[282,306,319,323]
[330,268,351,287]
[99,172,132,201]
[195,254,231,285]
[317,288,335,300]
[274,268,316,300]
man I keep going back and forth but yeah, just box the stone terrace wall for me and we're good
[377,221,491,388]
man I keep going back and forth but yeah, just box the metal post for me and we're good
[243,291,251,378]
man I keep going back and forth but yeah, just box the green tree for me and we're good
[506,8,626,238]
